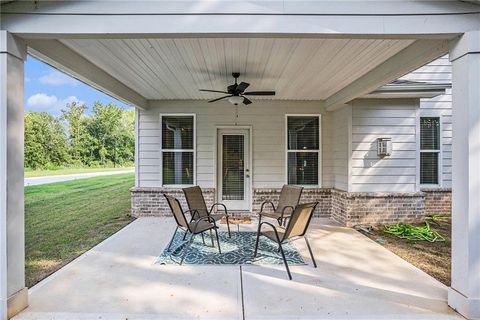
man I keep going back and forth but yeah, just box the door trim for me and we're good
[214,126,253,211]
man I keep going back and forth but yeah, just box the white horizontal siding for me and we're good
[401,55,452,188]
[350,99,417,193]
[137,100,326,188]
[331,106,350,191]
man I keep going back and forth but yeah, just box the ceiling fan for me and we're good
[199,72,275,105]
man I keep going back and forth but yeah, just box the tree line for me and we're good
[25,102,135,170]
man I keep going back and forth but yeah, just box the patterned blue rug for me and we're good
[155,231,306,265]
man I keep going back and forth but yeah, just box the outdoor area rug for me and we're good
[155,231,306,265]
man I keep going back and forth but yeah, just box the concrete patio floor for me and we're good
[13,217,461,320]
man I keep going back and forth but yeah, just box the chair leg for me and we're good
[166,226,179,251]
[182,230,188,241]
[213,227,221,254]
[201,232,205,245]
[304,236,317,268]
[253,232,260,259]
[278,243,292,280]
[180,233,195,265]
[209,229,214,247]
[225,215,231,237]
[253,219,262,259]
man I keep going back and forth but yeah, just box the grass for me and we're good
[361,217,451,286]
[25,173,135,288]
[25,166,134,178]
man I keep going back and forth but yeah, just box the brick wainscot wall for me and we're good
[131,187,451,226]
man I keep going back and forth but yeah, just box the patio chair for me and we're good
[253,202,318,280]
[258,184,303,226]
[183,186,231,237]
[164,194,221,265]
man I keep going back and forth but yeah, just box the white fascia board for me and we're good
[2,1,480,15]
[361,91,446,99]
[1,4,479,39]
[26,39,149,109]
[325,39,450,111]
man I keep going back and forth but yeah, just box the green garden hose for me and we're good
[383,217,448,242]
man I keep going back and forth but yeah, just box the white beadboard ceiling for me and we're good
[60,38,415,101]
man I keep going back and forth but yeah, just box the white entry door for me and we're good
[217,129,251,211]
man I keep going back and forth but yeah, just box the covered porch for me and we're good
[2,1,480,319]
[12,217,459,319]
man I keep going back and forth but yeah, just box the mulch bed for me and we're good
[359,217,451,286]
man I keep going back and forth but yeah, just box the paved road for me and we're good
[24,169,135,186]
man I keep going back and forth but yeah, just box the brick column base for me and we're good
[331,189,425,227]
[422,188,452,216]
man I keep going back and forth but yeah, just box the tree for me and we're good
[25,102,135,170]
[24,112,69,169]
[61,102,90,165]
[86,102,124,167]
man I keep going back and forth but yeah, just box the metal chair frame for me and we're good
[164,194,221,265]
[253,202,318,280]
[183,186,232,237]
[258,185,303,226]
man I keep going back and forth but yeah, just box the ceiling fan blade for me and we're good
[243,91,276,96]
[235,82,250,93]
[243,97,252,105]
[200,89,229,94]
[208,95,232,103]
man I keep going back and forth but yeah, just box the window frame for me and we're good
[159,113,196,187]
[419,114,442,188]
[285,114,322,188]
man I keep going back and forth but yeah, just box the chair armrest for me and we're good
[260,200,276,213]
[258,221,283,243]
[280,206,294,220]
[210,203,228,214]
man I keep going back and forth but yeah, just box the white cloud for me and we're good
[27,93,58,108]
[27,93,84,114]
[39,70,78,86]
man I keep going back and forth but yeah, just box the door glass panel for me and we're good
[222,135,244,200]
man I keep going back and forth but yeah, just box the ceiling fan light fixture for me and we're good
[228,96,244,105]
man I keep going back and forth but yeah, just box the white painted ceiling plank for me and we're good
[58,37,431,101]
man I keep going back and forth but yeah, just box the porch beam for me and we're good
[0,31,28,320]
[1,1,480,39]
[448,30,480,320]
[26,39,149,110]
[324,39,449,111]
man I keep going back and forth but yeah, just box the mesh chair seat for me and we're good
[189,220,215,234]
[261,226,286,242]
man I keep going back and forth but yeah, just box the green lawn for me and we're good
[25,166,134,178]
[25,173,135,288]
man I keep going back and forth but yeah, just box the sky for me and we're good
[25,55,132,115]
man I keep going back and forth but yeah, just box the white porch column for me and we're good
[448,30,480,320]
[0,31,28,320]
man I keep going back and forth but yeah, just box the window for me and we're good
[286,115,321,186]
[420,117,440,185]
[160,115,195,185]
